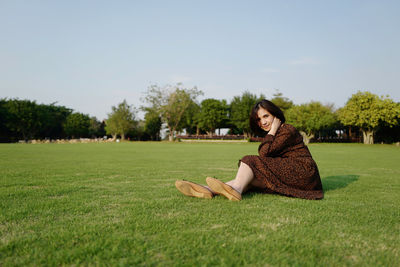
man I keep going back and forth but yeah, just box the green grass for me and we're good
[0,142,399,266]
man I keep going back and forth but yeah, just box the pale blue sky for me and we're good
[1,0,399,120]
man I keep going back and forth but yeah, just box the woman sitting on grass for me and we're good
[175,99,324,201]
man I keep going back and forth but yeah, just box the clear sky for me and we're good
[1,0,399,120]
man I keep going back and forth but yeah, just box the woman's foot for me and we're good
[175,180,214,199]
[206,177,242,201]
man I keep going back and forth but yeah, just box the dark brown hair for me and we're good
[249,100,285,136]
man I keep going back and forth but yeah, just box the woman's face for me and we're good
[257,107,275,132]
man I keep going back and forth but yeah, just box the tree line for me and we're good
[1,85,399,144]
[0,99,106,142]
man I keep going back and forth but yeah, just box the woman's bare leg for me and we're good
[225,162,256,194]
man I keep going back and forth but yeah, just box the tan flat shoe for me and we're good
[175,180,214,199]
[206,177,242,201]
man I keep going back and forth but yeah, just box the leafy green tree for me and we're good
[63,113,91,138]
[180,100,201,135]
[270,91,294,112]
[144,109,162,140]
[127,120,146,141]
[197,99,228,136]
[375,118,400,143]
[2,99,40,140]
[0,99,12,142]
[230,91,265,137]
[0,99,72,141]
[338,91,400,144]
[105,100,137,140]
[36,103,72,139]
[286,102,337,144]
[88,117,105,138]
[143,83,203,141]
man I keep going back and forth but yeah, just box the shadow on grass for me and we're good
[322,175,359,191]
[242,175,359,200]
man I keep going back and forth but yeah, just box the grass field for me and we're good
[0,142,399,266]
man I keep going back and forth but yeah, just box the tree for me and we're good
[2,99,40,140]
[36,103,72,139]
[127,120,146,141]
[197,99,228,136]
[105,100,137,140]
[63,112,91,138]
[338,91,400,144]
[230,91,265,137]
[270,91,294,112]
[144,109,162,140]
[375,118,400,144]
[142,83,203,141]
[180,100,201,135]
[0,99,12,142]
[286,102,337,144]
[0,99,73,141]
[88,117,105,138]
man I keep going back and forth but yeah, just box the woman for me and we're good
[175,100,324,201]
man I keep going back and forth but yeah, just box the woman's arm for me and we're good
[268,117,281,136]
[258,123,299,157]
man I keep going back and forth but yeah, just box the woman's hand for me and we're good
[268,117,281,136]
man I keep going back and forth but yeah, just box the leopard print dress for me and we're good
[240,123,324,200]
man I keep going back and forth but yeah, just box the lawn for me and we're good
[0,142,399,266]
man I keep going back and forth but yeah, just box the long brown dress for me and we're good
[240,123,324,200]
